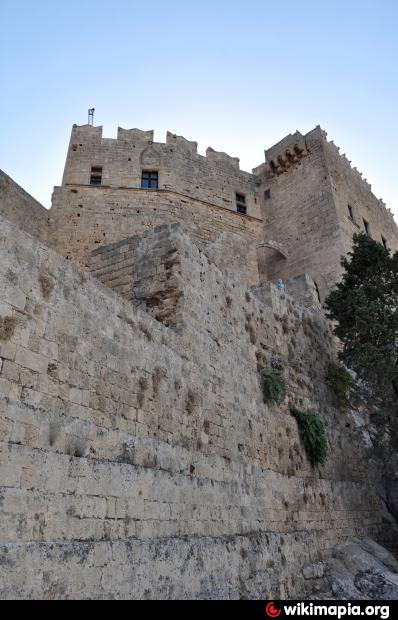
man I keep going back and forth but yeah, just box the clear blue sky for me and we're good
[1,0,397,220]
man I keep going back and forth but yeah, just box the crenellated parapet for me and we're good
[264,131,309,177]
[51,121,398,301]
[117,127,154,144]
[205,146,240,170]
[323,133,397,225]
[166,131,198,155]
[66,124,241,170]
[60,123,260,220]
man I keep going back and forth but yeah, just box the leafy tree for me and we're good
[324,233,398,414]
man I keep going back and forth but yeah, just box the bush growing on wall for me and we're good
[261,368,286,404]
[327,363,353,410]
[291,408,328,467]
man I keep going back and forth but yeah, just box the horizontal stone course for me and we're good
[0,215,393,598]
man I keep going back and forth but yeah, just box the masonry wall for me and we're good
[255,128,344,302]
[0,215,389,600]
[255,127,398,301]
[0,170,48,242]
[49,123,398,301]
[322,139,398,255]
[61,124,260,216]
[48,185,262,283]
[88,227,260,316]
[48,124,263,282]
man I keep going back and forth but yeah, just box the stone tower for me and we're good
[47,123,398,302]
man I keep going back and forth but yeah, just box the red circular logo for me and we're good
[265,602,282,618]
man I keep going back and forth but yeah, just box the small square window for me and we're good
[264,189,271,201]
[237,205,247,215]
[141,171,158,189]
[90,166,103,186]
[363,219,371,236]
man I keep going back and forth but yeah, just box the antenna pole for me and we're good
[88,108,95,126]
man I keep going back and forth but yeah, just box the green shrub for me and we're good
[291,408,328,467]
[261,368,286,404]
[327,363,353,410]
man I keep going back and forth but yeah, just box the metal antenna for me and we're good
[88,108,95,126]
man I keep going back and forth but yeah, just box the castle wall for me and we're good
[322,139,398,255]
[0,216,387,599]
[88,227,260,312]
[48,185,262,283]
[255,128,398,301]
[50,123,398,302]
[61,125,260,217]
[256,128,344,302]
[0,170,48,242]
[49,124,263,283]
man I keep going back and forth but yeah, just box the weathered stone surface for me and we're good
[256,127,398,301]
[0,215,397,599]
[386,454,398,524]
[2,123,397,303]
[0,170,48,242]
[313,539,398,600]
[1,119,398,599]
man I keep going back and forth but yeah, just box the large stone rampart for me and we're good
[0,170,48,242]
[0,216,388,599]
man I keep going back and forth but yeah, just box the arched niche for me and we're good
[140,145,161,168]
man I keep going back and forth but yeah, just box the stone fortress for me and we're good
[0,122,398,599]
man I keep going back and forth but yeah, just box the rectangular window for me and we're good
[363,219,371,236]
[264,189,271,201]
[236,193,247,215]
[348,205,354,220]
[382,236,388,250]
[141,171,158,189]
[90,166,103,186]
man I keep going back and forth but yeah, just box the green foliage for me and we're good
[292,408,328,467]
[324,233,398,418]
[261,368,286,404]
[327,363,353,410]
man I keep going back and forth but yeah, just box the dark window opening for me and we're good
[90,166,103,186]
[264,189,271,201]
[363,219,371,236]
[236,193,247,215]
[348,205,354,220]
[382,236,388,250]
[141,171,158,189]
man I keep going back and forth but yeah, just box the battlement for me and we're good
[47,121,398,302]
[323,134,397,223]
[2,117,398,599]
[68,123,242,169]
[61,123,260,221]
[264,130,309,177]
[65,123,397,229]
[166,131,198,155]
